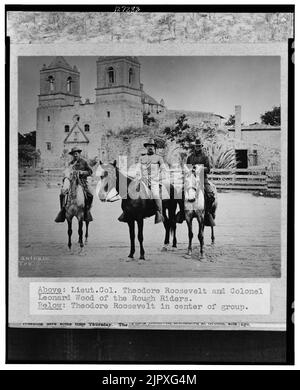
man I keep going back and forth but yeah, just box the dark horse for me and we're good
[96,161,182,260]
[62,167,90,250]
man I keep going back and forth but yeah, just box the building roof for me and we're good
[97,56,140,64]
[47,56,74,70]
[142,91,163,106]
[227,123,280,131]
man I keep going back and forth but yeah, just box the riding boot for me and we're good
[54,194,66,223]
[84,193,93,222]
[154,199,164,224]
[118,212,129,223]
[175,198,185,223]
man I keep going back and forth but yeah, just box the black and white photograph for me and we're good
[17,55,282,278]
[5,7,294,364]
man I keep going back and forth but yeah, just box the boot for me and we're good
[84,193,93,222]
[118,212,129,223]
[155,211,164,224]
[176,211,185,224]
[54,194,66,223]
[154,199,164,224]
[54,209,66,223]
[84,208,93,222]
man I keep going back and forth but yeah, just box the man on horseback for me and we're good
[55,146,94,223]
[186,138,215,223]
[118,138,166,224]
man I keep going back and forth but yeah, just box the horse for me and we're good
[95,160,181,260]
[62,167,90,250]
[183,164,206,259]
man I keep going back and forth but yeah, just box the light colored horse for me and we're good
[183,164,206,259]
[62,167,88,250]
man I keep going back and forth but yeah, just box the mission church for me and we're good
[36,56,224,166]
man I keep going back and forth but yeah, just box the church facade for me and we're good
[36,56,222,166]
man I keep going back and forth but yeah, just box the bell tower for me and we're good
[38,56,81,107]
[95,57,143,131]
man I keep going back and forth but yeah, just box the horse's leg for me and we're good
[128,220,135,258]
[211,226,215,244]
[85,221,89,244]
[186,216,193,256]
[78,219,84,248]
[197,217,204,259]
[67,219,72,250]
[137,219,145,260]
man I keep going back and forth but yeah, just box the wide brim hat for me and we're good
[69,146,82,155]
[143,138,157,148]
[190,138,203,147]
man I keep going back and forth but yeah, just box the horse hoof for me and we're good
[161,246,168,252]
[139,256,145,260]
[128,254,134,259]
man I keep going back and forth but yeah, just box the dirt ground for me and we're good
[18,187,281,278]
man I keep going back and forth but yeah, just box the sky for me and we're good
[18,56,280,133]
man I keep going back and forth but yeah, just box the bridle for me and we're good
[97,164,121,202]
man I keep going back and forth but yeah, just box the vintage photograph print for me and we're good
[6,8,294,364]
[18,55,282,279]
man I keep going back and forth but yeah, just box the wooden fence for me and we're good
[19,167,281,193]
[208,168,280,192]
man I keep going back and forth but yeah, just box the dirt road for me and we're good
[18,187,281,278]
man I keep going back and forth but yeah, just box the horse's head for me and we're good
[62,167,76,193]
[183,164,204,203]
[95,160,120,202]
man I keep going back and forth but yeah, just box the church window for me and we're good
[67,77,72,93]
[47,116,50,122]
[107,67,115,84]
[73,114,80,123]
[129,68,133,84]
[107,111,110,118]
[46,142,52,151]
[84,124,90,132]
[64,125,70,132]
[48,76,54,92]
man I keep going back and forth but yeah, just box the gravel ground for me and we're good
[18,187,281,278]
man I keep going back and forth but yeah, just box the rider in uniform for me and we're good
[54,146,94,223]
[118,138,166,224]
[186,138,215,220]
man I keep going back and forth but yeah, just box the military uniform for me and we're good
[138,153,167,197]
[118,139,165,224]
[186,146,215,214]
[55,147,94,223]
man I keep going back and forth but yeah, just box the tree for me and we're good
[143,112,157,126]
[18,131,36,146]
[18,131,38,166]
[260,106,280,126]
[225,114,235,126]
[163,114,237,169]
